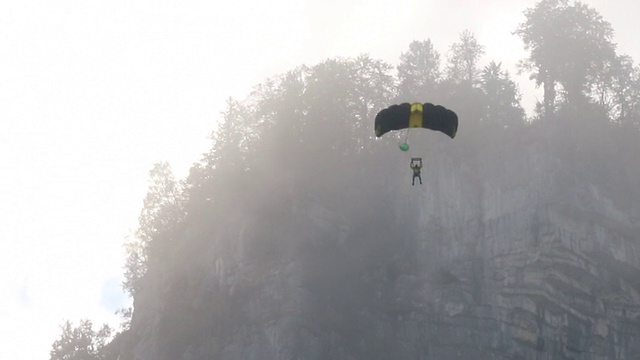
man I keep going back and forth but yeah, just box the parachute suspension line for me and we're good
[399,128,410,152]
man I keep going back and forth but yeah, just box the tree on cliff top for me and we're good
[515,0,616,117]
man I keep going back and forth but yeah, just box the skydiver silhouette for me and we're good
[411,158,422,185]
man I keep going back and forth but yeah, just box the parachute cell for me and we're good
[374,102,458,139]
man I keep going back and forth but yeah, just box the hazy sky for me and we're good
[1,0,638,358]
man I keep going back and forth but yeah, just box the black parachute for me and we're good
[374,102,458,139]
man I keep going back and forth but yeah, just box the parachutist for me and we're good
[411,158,423,185]
[374,102,457,184]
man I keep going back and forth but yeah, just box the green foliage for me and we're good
[397,40,442,100]
[438,31,490,129]
[115,307,133,332]
[593,54,640,124]
[516,0,616,116]
[124,161,184,297]
[239,55,395,196]
[50,320,112,360]
[446,30,485,85]
[480,61,526,126]
[207,98,260,170]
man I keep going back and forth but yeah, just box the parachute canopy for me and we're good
[374,102,458,139]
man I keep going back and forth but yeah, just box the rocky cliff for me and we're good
[124,118,640,360]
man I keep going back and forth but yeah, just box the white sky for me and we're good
[1,1,638,358]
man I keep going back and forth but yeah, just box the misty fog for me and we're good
[45,1,640,359]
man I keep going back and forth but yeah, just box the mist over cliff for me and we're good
[118,61,640,359]
[48,2,640,358]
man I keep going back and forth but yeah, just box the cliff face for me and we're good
[126,122,640,360]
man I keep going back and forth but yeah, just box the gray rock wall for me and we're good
[127,129,640,360]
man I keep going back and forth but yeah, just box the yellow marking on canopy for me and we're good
[409,102,423,128]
